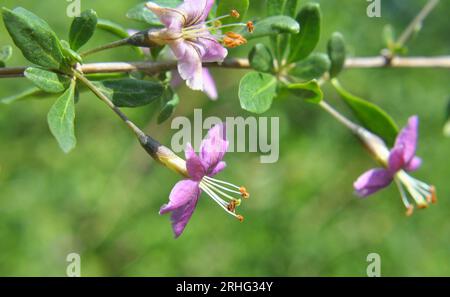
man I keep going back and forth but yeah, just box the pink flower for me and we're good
[160,123,249,238]
[146,0,247,91]
[171,68,218,100]
[354,116,436,215]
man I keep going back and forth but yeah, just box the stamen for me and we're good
[395,179,412,211]
[199,181,244,221]
[202,178,242,196]
[231,9,240,19]
[204,176,241,190]
[239,186,250,199]
[203,180,240,201]
[246,21,255,33]
[430,186,437,204]
[227,199,240,212]
[223,32,247,48]
[406,206,414,217]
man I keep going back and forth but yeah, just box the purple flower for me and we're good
[128,29,218,100]
[171,68,218,100]
[160,123,249,238]
[145,0,248,91]
[354,116,436,215]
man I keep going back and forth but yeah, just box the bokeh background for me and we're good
[0,0,449,276]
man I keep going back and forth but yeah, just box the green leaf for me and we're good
[287,80,323,104]
[0,45,12,67]
[47,80,77,153]
[289,53,330,81]
[267,0,298,17]
[332,79,398,145]
[157,87,180,124]
[2,7,64,69]
[97,18,129,38]
[126,0,182,26]
[216,0,249,31]
[24,67,71,93]
[239,72,277,114]
[69,9,98,51]
[327,32,346,78]
[242,15,300,40]
[61,40,83,64]
[249,43,274,73]
[288,3,322,63]
[0,87,50,104]
[93,79,164,107]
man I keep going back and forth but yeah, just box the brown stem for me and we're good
[1,56,450,79]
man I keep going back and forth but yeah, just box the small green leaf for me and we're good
[267,0,298,17]
[216,0,249,31]
[47,80,77,153]
[24,67,71,93]
[0,87,49,105]
[157,87,180,124]
[239,72,277,114]
[2,7,64,69]
[69,9,97,51]
[289,53,330,81]
[93,79,164,107]
[332,79,398,145]
[327,32,346,78]
[288,3,322,63]
[0,45,12,67]
[287,80,323,104]
[249,43,274,73]
[61,40,83,64]
[242,15,300,40]
[126,0,182,26]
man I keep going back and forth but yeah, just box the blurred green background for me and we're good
[0,0,449,276]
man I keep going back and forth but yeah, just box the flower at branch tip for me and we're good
[354,116,436,216]
[145,0,250,91]
[160,123,249,238]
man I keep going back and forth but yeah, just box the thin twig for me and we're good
[396,0,440,47]
[73,71,146,141]
[1,56,449,79]
[345,56,450,68]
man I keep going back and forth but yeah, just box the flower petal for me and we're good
[209,161,226,176]
[185,143,206,180]
[170,40,203,90]
[201,68,218,100]
[170,70,183,88]
[354,168,394,197]
[146,2,185,30]
[393,115,419,164]
[200,123,229,174]
[178,0,214,25]
[170,190,200,238]
[388,146,405,173]
[198,36,228,63]
[405,156,422,172]
[159,179,200,214]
